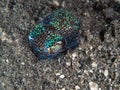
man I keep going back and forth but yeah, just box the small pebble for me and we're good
[55,72,61,76]
[89,81,98,90]
[61,1,65,7]
[98,45,102,50]
[75,85,80,90]
[72,52,78,60]
[61,87,65,90]
[89,69,93,73]
[21,62,25,65]
[84,70,89,75]
[1,32,7,41]
[0,31,13,43]
[91,62,97,67]
[59,74,65,79]
[5,59,9,63]
[1,82,5,86]
[53,0,60,6]
[66,62,71,66]
[104,69,108,77]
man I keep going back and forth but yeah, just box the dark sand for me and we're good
[0,0,120,90]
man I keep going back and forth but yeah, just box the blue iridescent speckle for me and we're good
[28,9,80,59]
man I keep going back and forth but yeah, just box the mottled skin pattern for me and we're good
[28,9,80,59]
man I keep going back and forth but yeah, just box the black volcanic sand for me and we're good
[0,0,120,90]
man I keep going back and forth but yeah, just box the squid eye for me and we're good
[44,33,66,54]
[46,41,63,54]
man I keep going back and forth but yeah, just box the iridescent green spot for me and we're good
[30,23,45,39]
